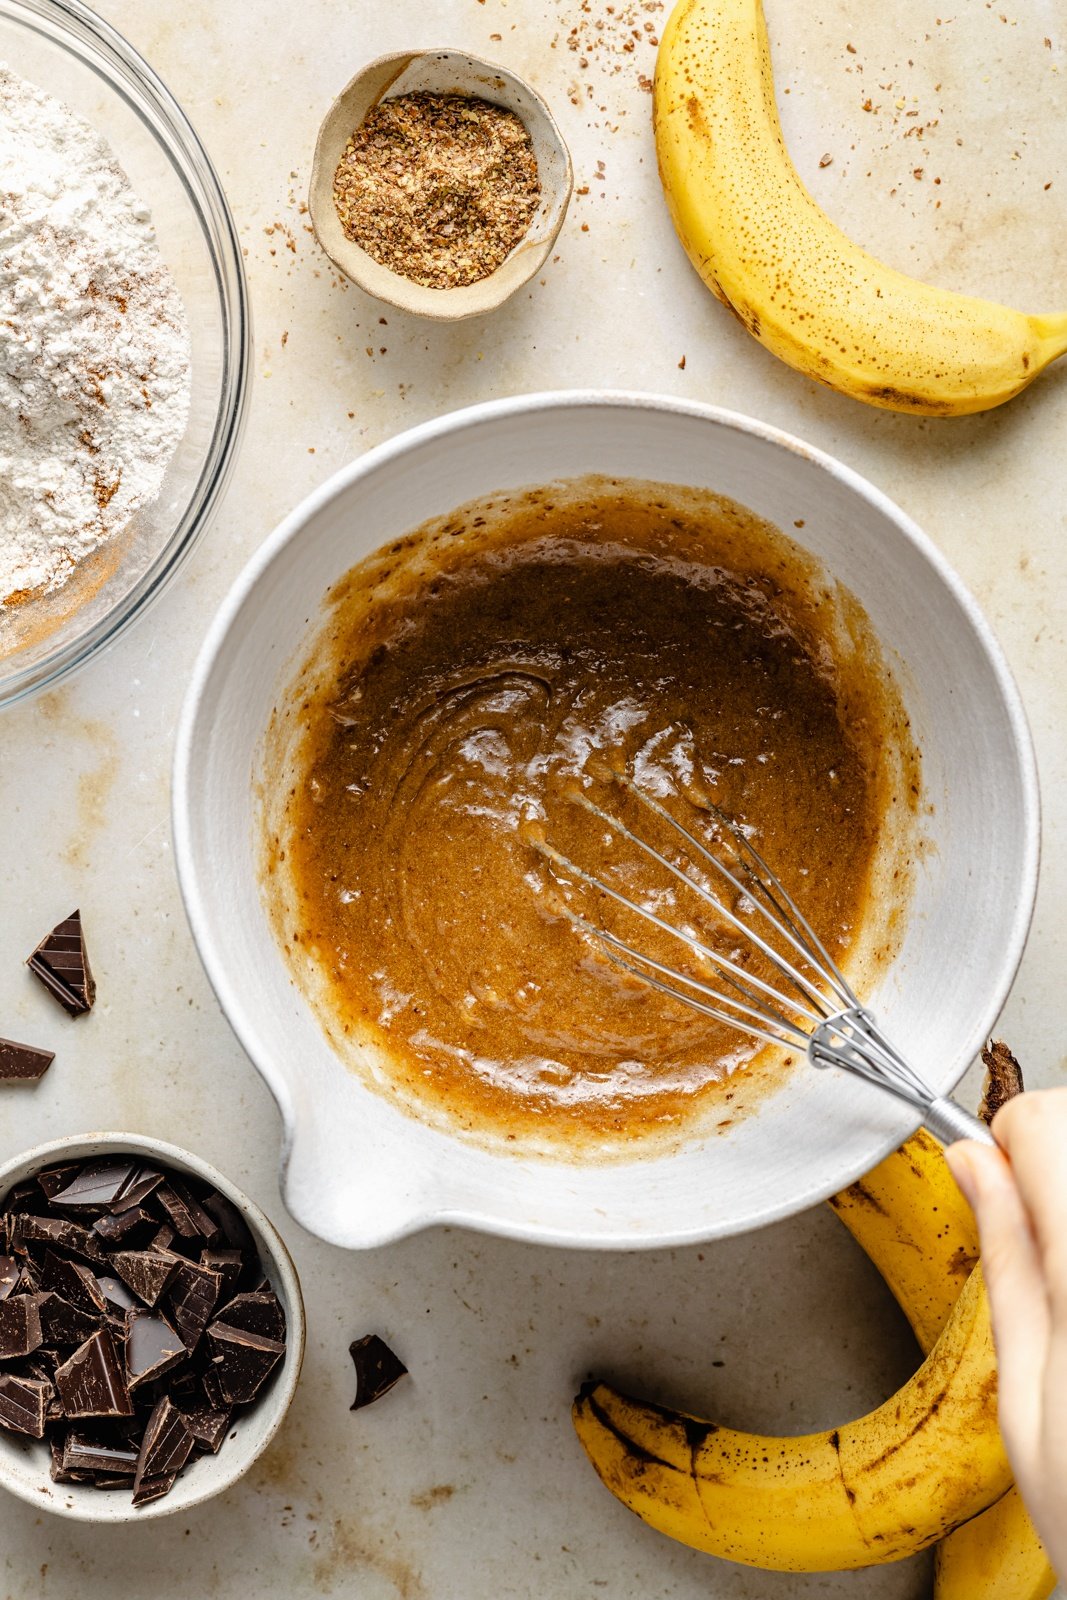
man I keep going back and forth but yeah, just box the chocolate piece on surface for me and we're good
[125,1309,186,1389]
[0,1255,18,1300]
[92,1207,156,1249]
[158,1255,220,1350]
[205,1324,283,1405]
[54,1329,133,1418]
[0,1293,42,1357]
[213,1290,285,1344]
[36,1291,102,1347]
[49,1159,141,1213]
[0,1374,50,1437]
[26,910,95,1016]
[40,1251,107,1314]
[0,1037,54,1081]
[349,1334,408,1411]
[134,1396,193,1492]
[181,1404,231,1454]
[110,1250,179,1308]
[148,1225,175,1255]
[96,1275,138,1313]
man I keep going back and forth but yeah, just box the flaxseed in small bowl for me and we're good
[309,50,572,319]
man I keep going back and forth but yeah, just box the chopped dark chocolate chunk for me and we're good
[109,1165,164,1214]
[54,1329,133,1418]
[349,1334,408,1411]
[61,1434,138,1476]
[167,1178,221,1243]
[0,1373,50,1437]
[181,1404,231,1454]
[12,1214,103,1264]
[157,1254,220,1350]
[37,1164,81,1200]
[0,1036,54,1082]
[213,1289,285,1344]
[40,1251,106,1314]
[49,1159,141,1213]
[200,1249,243,1300]
[155,1184,203,1240]
[201,1191,255,1256]
[26,909,95,1016]
[92,1206,156,1249]
[134,1397,193,1496]
[0,1292,42,1357]
[110,1250,178,1308]
[132,1471,178,1506]
[126,1309,185,1389]
[0,1255,18,1300]
[36,1291,102,1347]
[204,1323,283,1405]
[200,1364,226,1411]
[149,1224,175,1255]
[96,1275,138,1313]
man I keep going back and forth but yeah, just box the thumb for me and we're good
[945,1139,1049,1458]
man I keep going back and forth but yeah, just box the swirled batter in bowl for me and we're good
[263,479,918,1148]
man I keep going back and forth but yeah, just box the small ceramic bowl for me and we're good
[309,48,573,319]
[0,1132,304,1521]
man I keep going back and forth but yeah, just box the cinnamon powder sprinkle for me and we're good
[332,92,540,290]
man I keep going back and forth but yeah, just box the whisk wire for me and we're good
[566,789,834,1022]
[533,775,995,1148]
[562,906,814,1050]
[532,833,825,1032]
[613,773,858,1012]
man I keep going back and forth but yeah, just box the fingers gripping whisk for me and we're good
[529,775,993,1149]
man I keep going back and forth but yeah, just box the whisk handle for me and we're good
[923,1096,996,1148]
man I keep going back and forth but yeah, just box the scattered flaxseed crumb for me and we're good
[281,330,289,347]
[819,153,833,167]
[332,92,540,290]
[846,41,857,53]
[678,354,686,369]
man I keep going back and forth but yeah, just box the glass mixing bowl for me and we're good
[0,0,250,706]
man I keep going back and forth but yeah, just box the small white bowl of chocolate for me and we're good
[309,48,573,319]
[0,1133,304,1520]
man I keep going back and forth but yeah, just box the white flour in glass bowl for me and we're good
[0,63,191,609]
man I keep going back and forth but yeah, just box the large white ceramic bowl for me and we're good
[173,394,1039,1251]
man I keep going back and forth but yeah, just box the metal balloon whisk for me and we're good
[530,772,993,1148]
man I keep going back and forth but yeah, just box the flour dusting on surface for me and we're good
[0,64,191,609]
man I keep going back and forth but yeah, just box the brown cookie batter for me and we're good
[267,480,917,1146]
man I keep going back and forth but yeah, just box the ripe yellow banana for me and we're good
[653,0,1067,414]
[831,1132,1054,1600]
[827,1128,978,1352]
[573,1264,1009,1570]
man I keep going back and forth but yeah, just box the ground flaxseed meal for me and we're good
[332,91,541,290]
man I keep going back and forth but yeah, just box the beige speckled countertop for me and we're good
[0,1,1064,1595]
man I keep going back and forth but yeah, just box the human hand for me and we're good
[946,1088,1067,1581]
